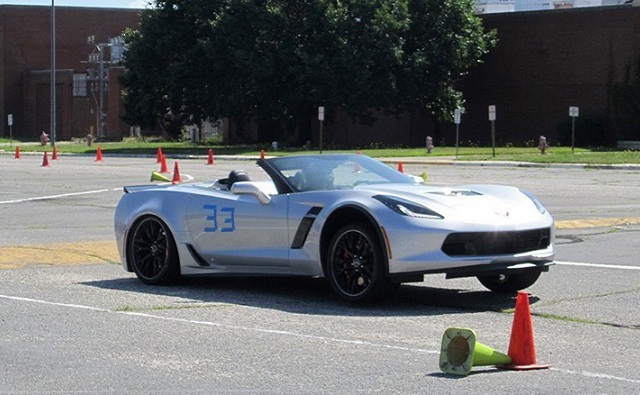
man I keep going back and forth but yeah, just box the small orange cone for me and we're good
[41,151,50,167]
[397,162,404,173]
[95,146,103,162]
[500,291,550,370]
[14,146,20,159]
[260,149,265,159]
[206,149,215,165]
[52,145,59,160]
[160,154,169,173]
[171,161,182,184]
[156,147,163,163]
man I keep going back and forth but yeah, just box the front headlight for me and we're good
[373,195,444,219]
[519,188,547,214]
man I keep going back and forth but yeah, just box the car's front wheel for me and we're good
[128,216,180,285]
[326,224,390,302]
[477,270,542,293]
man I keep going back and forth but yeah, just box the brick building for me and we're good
[1,4,639,146]
[0,5,139,141]
[449,5,640,146]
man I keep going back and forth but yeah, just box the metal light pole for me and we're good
[50,0,56,147]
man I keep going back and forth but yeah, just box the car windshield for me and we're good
[267,154,416,192]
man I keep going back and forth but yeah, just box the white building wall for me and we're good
[477,0,625,12]
[474,0,515,13]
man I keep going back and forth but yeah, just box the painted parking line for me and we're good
[555,261,640,271]
[0,188,121,205]
[0,293,638,385]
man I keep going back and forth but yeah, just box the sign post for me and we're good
[318,106,325,154]
[454,108,462,158]
[488,105,496,157]
[7,114,13,147]
[569,106,579,154]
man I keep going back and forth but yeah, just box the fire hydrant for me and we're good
[538,135,549,155]
[426,136,434,154]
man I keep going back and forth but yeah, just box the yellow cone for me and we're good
[439,327,511,376]
[150,170,171,182]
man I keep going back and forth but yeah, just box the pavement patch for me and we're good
[555,217,640,229]
[0,241,119,269]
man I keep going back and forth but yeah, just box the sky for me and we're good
[0,0,149,8]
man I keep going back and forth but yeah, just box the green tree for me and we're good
[610,55,640,140]
[121,0,494,143]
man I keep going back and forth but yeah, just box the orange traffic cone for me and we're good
[171,161,182,184]
[160,154,169,173]
[260,149,265,159]
[206,149,215,165]
[95,146,103,162]
[397,162,404,173]
[14,146,20,159]
[41,151,50,167]
[500,291,550,370]
[52,145,59,160]
[156,147,163,163]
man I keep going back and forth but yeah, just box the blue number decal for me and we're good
[203,204,218,232]
[220,207,236,232]
[203,205,236,232]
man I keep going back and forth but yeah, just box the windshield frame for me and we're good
[258,154,416,194]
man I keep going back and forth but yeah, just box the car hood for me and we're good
[356,183,549,225]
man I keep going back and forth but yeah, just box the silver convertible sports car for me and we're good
[114,154,555,302]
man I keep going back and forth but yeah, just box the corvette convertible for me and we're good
[114,154,554,302]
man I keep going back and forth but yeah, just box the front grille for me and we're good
[442,228,551,256]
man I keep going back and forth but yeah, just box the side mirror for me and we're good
[230,182,271,204]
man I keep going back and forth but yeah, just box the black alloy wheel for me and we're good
[326,224,388,302]
[128,216,180,285]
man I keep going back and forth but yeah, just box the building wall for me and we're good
[0,5,140,140]
[450,5,640,146]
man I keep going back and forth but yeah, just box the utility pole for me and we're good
[86,36,124,139]
[50,0,56,147]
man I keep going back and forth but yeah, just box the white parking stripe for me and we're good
[0,188,120,205]
[1,293,639,384]
[555,261,640,271]
[0,175,195,205]
[0,294,436,354]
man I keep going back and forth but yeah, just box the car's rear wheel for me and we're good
[128,216,180,285]
[326,224,390,302]
[477,270,541,293]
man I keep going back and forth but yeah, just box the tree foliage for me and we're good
[121,0,495,142]
[610,56,640,140]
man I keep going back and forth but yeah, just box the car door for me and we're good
[185,189,290,271]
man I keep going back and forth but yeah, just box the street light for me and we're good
[50,0,56,147]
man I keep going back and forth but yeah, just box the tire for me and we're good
[326,224,390,302]
[477,270,542,293]
[128,216,180,285]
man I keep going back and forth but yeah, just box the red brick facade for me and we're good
[453,6,640,146]
[0,5,139,140]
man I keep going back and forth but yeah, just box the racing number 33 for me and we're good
[203,204,236,232]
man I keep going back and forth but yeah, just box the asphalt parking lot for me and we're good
[0,151,639,394]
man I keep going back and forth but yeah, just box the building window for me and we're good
[73,74,87,97]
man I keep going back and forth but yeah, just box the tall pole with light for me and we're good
[50,0,56,147]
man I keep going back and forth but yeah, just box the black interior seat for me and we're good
[227,170,250,189]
